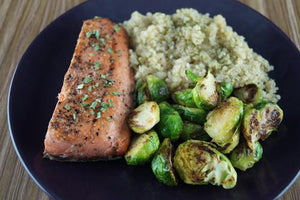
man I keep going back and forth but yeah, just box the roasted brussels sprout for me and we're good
[180,122,210,141]
[172,104,207,124]
[218,82,234,100]
[157,102,183,141]
[230,141,263,171]
[242,102,283,150]
[204,97,244,147]
[192,71,219,110]
[185,69,201,83]
[174,140,237,189]
[136,80,149,106]
[151,138,178,186]
[233,84,263,104]
[218,125,240,154]
[146,75,170,103]
[125,130,160,165]
[128,101,160,134]
[172,89,196,107]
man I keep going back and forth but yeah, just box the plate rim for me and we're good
[7,0,300,199]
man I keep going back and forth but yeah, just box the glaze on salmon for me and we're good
[43,18,134,161]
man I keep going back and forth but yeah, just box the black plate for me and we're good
[8,0,300,199]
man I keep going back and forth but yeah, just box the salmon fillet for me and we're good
[43,18,134,161]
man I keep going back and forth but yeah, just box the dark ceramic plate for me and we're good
[8,0,300,199]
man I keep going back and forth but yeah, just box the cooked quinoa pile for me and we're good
[123,8,280,102]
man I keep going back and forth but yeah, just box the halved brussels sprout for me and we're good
[233,84,263,104]
[230,141,263,171]
[204,97,244,147]
[125,130,160,165]
[172,89,196,108]
[128,101,160,134]
[146,75,170,103]
[157,102,183,141]
[180,122,210,141]
[185,69,201,83]
[174,140,237,189]
[218,82,234,100]
[172,104,207,125]
[218,124,240,154]
[242,102,283,150]
[151,138,178,186]
[136,80,149,106]
[192,71,219,110]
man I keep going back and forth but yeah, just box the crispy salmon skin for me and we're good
[43,18,134,161]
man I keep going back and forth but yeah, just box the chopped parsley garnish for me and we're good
[82,94,89,101]
[64,104,71,110]
[109,103,114,108]
[114,25,120,32]
[113,116,118,121]
[90,110,95,115]
[77,84,84,90]
[93,30,100,39]
[105,34,110,39]
[73,113,76,121]
[107,48,113,53]
[89,53,95,57]
[106,116,111,121]
[100,107,107,113]
[100,74,106,79]
[81,103,89,107]
[104,79,114,87]
[94,62,101,70]
[111,91,121,96]
[96,112,101,119]
[86,31,92,38]
[88,86,92,92]
[93,44,100,51]
[108,99,113,103]
[90,100,99,110]
[95,82,100,87]
[83,77,92,84]
[99,38,105,46]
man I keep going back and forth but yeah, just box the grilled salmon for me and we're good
[43,18,134,161]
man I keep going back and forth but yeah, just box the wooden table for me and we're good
[0,0,299,199]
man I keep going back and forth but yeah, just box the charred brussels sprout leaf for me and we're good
[181,122,210,141]
[157,102,183,141]
[172,89,196,107]
[174,140,237,189]
[192,71,219,110]
[146,75,170,103]
[128,101,160,134]
[218,82,234,100]
[233,84,263,104]
[230,141,263,171]
[242,102,283,150]
[125,130,160,165]
[172,104,207,124]
[204,97,244,147]
[218,124,240,154]
[151,138,178,186]
[185,69,201,83]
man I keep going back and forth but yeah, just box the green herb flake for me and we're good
[94,62,101,70]
[100,74,106,79]
[88,86,92,92]
[83,77,92,84]
[96,112,101,119]
[109,103,114,108]
[107,48,113,54]
[105,34,110,39]
[90,100,99,110]
[73,113,76,121]
[116,50,122,55]
[104,79,114,87]
[82,94,89,101]
[100,107,107,113]
[106,116,111,121]
[108,99,113,103]
[111,91,121,96]
[112,116,118,121]
[99,38,106,46]
[95,82,100,87]
[77,84,84,90]
[89,53,95,57]
[64,105,71,111]
[90,110,95,115]
[93,30,100,39]
[113,25,120,32]
[93,44,100,52]
[81,103,89,107]
[86,31,92,38]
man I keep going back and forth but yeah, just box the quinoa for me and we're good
[123,8,280,102]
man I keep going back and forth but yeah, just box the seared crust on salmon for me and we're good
[43,18,134,161]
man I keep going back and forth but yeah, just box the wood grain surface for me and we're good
[0,0,299,199]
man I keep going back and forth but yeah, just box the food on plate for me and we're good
[128,101,160,134]
[218,82,234,100]
[172,88,196,108]
[157,102,183,141]
[192,71,219,110]
[230,141,263,171]
[204,97,244,147]
[217,124,240,154]
[172,104,207,124]
[242,102,283,150]
[43,18,134,161]
[146,75,170,103]
[180,122,210,141]
[123,9,280,102]
[173,140,237,189]
[151,138,178,186]
[125,130,160,165]
[233,84,263,104]
[134,79,149,106]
